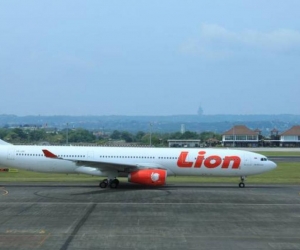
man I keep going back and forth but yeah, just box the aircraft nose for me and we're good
[269,160,277,170]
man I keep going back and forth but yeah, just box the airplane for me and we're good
[0,139,277,188]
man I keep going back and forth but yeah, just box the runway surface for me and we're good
[0,182,300,250]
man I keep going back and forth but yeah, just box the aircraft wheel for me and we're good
[239,182,245,188]
[99,179,108,188]
[109,179,119,189]
[99,182,108,188]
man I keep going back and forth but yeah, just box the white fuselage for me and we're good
[0,144,277,178]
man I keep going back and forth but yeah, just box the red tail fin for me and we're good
[42,149,58,158]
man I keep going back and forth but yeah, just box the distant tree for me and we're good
[68,128,95,143]
[135,131,146,142]
[168,131,199,140]
[48,133,64,144]
[29,129,47,142]
[2,128,29,142]
[120,131,133,143]
[199,132,221,142]
[0,128,8,139]
[4,131,19,142]
[181,131,199,139]
[12,128,28,141]
[141,134,160,145]
[170,132,182,139]
[110,130,121,140]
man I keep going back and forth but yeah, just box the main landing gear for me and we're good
[239,176,246,188]
[99,178,120,189]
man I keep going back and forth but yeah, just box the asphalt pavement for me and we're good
[0,182,300,250]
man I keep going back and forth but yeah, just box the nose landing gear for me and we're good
[238,176,246,188]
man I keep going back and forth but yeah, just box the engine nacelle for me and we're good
[128,169,167,186]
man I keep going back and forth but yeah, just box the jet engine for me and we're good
[128,169,167,186]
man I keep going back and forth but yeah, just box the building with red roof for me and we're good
[222,125,259,147]
[279,125,300,147]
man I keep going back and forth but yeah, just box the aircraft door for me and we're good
[243,154,252,167]
[87,151,94,159]
[7,149,15,160]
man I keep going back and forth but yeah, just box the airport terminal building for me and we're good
[167,139,201,148]
[222,125,300,147]
[278,125,300,147]
[168,125,300,148]
[222,125,260,147]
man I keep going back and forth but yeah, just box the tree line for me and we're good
[0,127,221,146]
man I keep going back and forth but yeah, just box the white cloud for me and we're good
[242,29,300,50]
[200,23,238,43]
[181,24,300,59]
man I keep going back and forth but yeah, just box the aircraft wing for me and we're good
[42,149,163,173]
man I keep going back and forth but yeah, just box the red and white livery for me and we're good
[0,139,277,188]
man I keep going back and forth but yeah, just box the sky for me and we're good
[1,0,300,116]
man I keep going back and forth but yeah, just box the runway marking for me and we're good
[4,229,50,248]
[6,229,46,234]
[36,233,51,249]
[0,187,8,196]
[60,203,96,250]
[1,202,300,206]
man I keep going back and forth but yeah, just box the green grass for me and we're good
[1,162,299,184]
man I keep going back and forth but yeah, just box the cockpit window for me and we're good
[260,158,268,161]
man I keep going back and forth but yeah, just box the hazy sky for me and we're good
[1,1,300,116]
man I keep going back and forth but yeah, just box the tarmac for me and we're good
[0,182,300,250]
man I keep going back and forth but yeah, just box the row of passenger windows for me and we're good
[16,153,43,157]
[15,153,178,160]
[57,155,85,158]
[15,153,86,158]
[99,155,178,160]
[159,157,178,160]
[100,155,154,159]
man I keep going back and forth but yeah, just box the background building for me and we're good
[168,139,201,148]
[279,125,300,147]
[222,125,259,147]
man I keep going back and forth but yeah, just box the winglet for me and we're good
[42,149,58,158]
